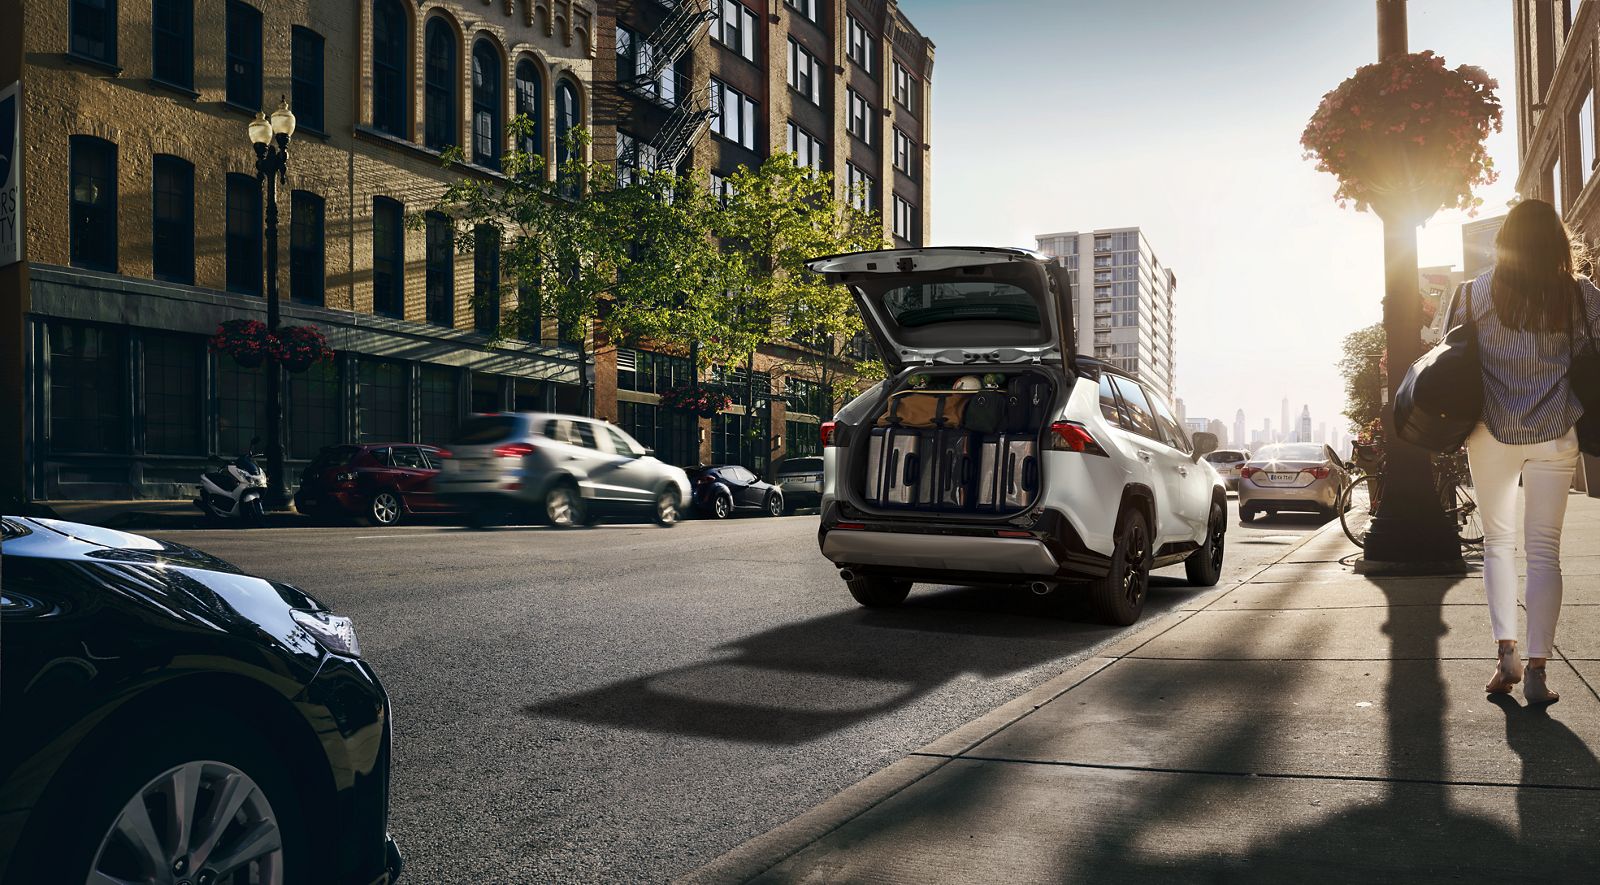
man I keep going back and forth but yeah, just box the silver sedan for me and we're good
[1237,442,1350,521]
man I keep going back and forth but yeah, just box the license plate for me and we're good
[1267,472,1297,482]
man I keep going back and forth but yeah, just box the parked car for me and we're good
[295,442,456,526]
[0,516,401,884]
[435,413,691,528]
[775,455,825,512]
[1203,448,1251,491]
[1237,442,1351,521]
[806,246,1227,626]
[688,465,786,518]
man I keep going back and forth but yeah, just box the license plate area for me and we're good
[1267,472,1299,483]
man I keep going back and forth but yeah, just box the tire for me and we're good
[241,497,265,527]
[9,714,309,885]
[543,482,583,528]
[710,493,733,520]
[845,574,912,608]
[1239,505,1257,523]
[653,488,681,527]
[1186,502,1225,587]
[765,492,785,518]
[1087,506,1152,626]
[1450,481,1484,546]
[366,489,402,527]
[1339,474,1378,549]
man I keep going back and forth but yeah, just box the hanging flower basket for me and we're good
[209,319,270,368]
[1302,51,1502,221]
[270,325,334,373]
[659,383,732,419]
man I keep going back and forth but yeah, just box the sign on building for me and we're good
[0,81,19,267]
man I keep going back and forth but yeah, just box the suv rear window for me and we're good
[1205,451,1246,464]
[454,416,520,444]
[882,281,1039,328]
[781,457,823,472]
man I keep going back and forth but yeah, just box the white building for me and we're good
[1035,227,1178,401]
[1298,405,1312,443]
[1234,410,1247,450]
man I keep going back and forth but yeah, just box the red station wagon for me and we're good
[294,443,458,526]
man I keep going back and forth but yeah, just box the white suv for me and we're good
[807,247,1227,625]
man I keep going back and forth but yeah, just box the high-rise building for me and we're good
[1316,421,1327,446]
[1234,409,1247,450]
[1281,397,1290,444]
[1462,215,1505,279]
[1207,418,1228,445]
[1175,397,1187,427]
[1298,405,1312,444]
[1034,227,1178,400]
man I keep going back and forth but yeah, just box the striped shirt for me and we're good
[1451,269,1600,444]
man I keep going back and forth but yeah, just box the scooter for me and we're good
[195,439,268,525]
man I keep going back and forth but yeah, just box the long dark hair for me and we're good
[1490,199,1587,333]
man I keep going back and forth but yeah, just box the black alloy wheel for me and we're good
[765,493,784,518]
[1088,506,1152,626]
[845,573,912,608]
[367,490,402,527]
[1186,502,1225,587]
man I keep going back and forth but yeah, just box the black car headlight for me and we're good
[292,609,363,658]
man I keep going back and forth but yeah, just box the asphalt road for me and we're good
[151,497,1329,883]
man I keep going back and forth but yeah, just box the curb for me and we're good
[675,517,1352,884]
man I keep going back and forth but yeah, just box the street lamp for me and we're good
[249,98,295,509]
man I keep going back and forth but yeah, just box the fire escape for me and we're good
[620,0,718,171]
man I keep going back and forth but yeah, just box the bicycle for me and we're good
[1339,447,1482,549]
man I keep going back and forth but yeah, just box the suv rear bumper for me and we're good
[818,505,1111,581]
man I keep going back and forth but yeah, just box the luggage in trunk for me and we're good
[863,426,929,508]
[930,428,977,509]
[976,433,1040,512]
[877,391,970,428]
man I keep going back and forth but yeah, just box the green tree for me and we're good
[1339,322,1386,434]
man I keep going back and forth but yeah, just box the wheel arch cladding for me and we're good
[1120,483,1156,531]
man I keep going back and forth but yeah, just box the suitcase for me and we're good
[863,427,887,505]
[976,433,1040,511]
[878,391,971,428]
[1003,377,1052,432]
[881,426,929,507]
[975,434,1002,511]
[931,428,977,510]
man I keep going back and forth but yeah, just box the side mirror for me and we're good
[1191,432,1219,460]
[642,447,656,458]
[1324,444,1342,466]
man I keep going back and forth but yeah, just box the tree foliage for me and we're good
[1339,322,1386,434]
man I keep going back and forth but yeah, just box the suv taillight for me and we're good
[494,442,536,458]
[1240,466,1258,479]
[1307,466,1330,479]
[821,421,838,447]
[1049,422,1108,456]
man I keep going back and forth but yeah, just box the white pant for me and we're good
[1464,424,1580,658]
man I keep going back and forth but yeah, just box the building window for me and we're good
[786,0,819,24]
[892,194,915,242]
[70,0,117,65]
[289,359,340,458]
[150,154,194,284]
[474,225,500,334]
[372,0,409,137]
[784,377,830,415]
[616,348,694,394]
[785,420,821,457]
[225,1,262,110]
[218,355,265,458]
[358,358,408,442]
[290,190,325,306]
[151,0,192,88]
[847,89,874,146]
[1554,157,1564,214]
[424,18,458,150]
[69,136,118,272]
[472,40,503,168]
[787,122,823,171]
[710,78,758,150]
[714,1,758,62]
[892,127,913,174]
[225,172,261,295]
[846,15,873,74]
[419,365,459,445]
[372,197,404,318]
[425,212,454,327]
[893,60,919,113]
[1582,90,1596,188]
[49,321,126,453]
[515,60,543,159]
[618,402,694,467]
[143,332,203,455]
[555,80,580,164]
[846,163,875,212]
[291,27,325,132]
[787,39,820,105]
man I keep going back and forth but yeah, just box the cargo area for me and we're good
[853,368,1058,518]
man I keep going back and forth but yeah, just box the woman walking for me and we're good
[1453,198,1599,705]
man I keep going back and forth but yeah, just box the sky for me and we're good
[911,0,1521,441]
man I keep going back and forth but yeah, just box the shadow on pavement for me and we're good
[530,580,1208,745]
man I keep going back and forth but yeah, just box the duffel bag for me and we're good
[964,390,1007,433]
[1395,282,1482,453]
[877,391,970,428]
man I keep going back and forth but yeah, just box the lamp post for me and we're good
[248,99,296,509]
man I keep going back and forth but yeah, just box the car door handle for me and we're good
[1137,451,1152,462]
[1176,466,1188,476]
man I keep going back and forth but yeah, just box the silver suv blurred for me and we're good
[1203,449,1250,491]
[435,413,691,527]
[774,455,824,513]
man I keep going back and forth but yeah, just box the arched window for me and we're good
[424,19,457,150]
[515,59,543,160]
[372,0,408,137]
[555,80,579,166]
[472,40,502,169]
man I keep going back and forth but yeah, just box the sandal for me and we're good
[1485,644,1523,694]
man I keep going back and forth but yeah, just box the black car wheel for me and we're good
[366,490,402,527]
[1186,501,1225,587]
[765,492,784,517]
[544,483,583,528]
[653,488,681,527]
[711,493,733,520]
[1088,506,1151,626]
[845,574,912,608]
[14,716,308,885]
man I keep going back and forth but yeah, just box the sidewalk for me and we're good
[682,495,1600,884]
[31,499,309,529]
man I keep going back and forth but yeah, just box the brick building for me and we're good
[589,0,935,476]
[1513,1,1597,224]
